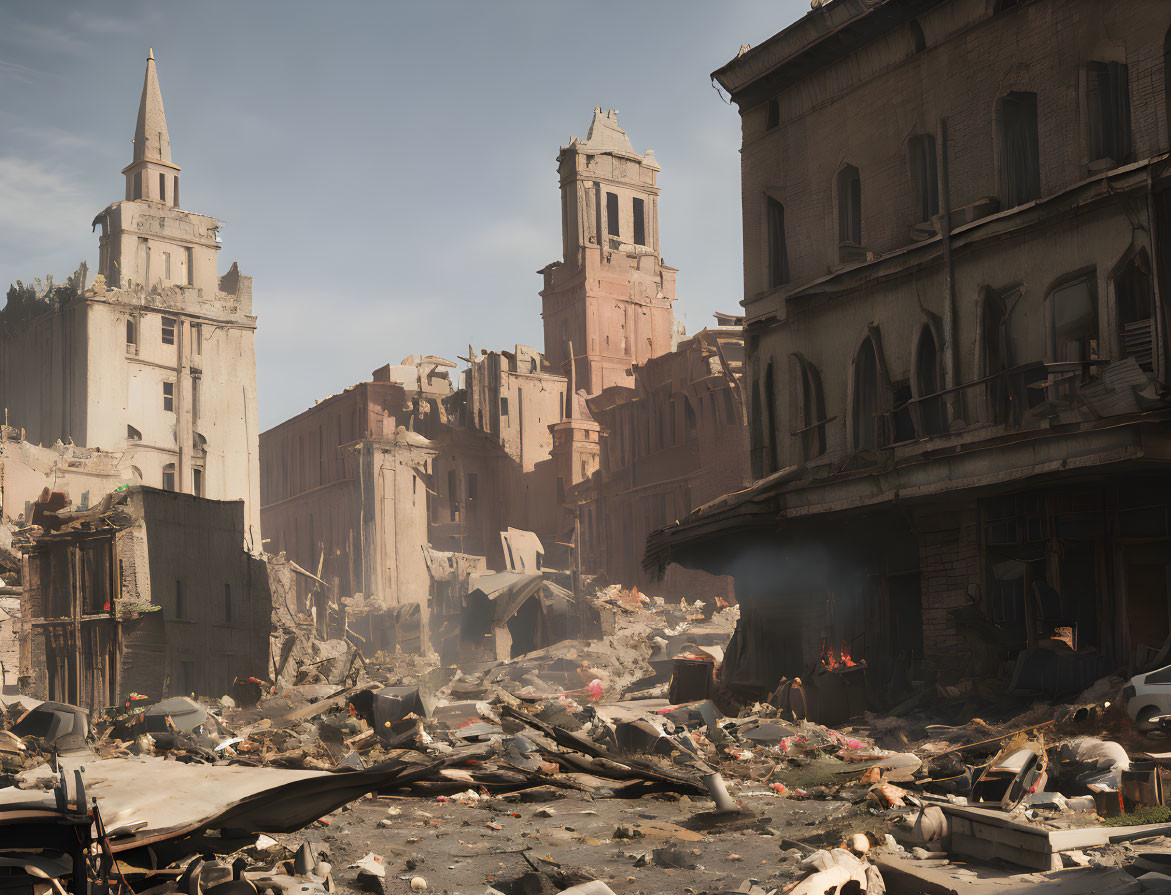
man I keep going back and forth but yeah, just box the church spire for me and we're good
[133,48,171,164]
[122,49,180,206]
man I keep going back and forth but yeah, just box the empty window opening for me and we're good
[915,327,946,436]
[685,398,697,434]
[837,165,862,248]
[997,92,1041,207]
[467,472,478,501]
[159,172,166,203]
[144,244,151,283]
[853,338,884,450]
[191,323,202,354]
[448,469,460,522]
[500,396,509,416]
[909,135,939,223]
[162,381,174,412]
[763,361,779,475]
[606,191,620,237]
[191,375,200,423]
[1047,274,1098,365]
[127,424,142,442]
[185,247,193,286]
[797,358,827,459]
[765,98,780,130]
[632,197,646,246]
[126,317,138,352]
[162,316,176,345]
[162,463,176,492]
[133,171,143,200]
[1116,252,1155,371]
[767,197,789,288]
[1086,62,1132,164]
[193,467,203,497]
[175,579,186,618]
[891,380,916,443]
[223,583,231,622]
[749,379,765,479]
[173,175,179,207]
[909,19,926,54]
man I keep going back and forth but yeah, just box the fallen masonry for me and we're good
[4,587,1171,894]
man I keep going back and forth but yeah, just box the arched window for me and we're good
[852,337,885,450]
[914,326,945,436]
[793,354,827,460]
[162,463,176,492]
[1115,250,1155,371]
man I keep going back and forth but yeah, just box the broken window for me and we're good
[765,98,780,130]
[162,316,176,345]
[909,19,926,54]
[633,197,646,246]
[448,469,459,522]
[891,381,915,443]
[1115,251,1155,371]
[766,197,789,288]
[162,463,176,491]
[763,361,779,474]
[162,381,174,412]
[909,134,939,223]
[159,172,166,203]
[126,317,138,353]
[606,192,620,238]
[81,539,112,614]
[837,165,862,250]
[795,356,827,460]
[223,583,231,622]
[193,467,203,497]
[1085,62,1132,165]
[1047,274,1098,364]
[914,326,945,436]
[127,424,141,442]
[175,579,186,618]
[749,378,765,478]
[852,337,885,450]
[996,92,1041,208]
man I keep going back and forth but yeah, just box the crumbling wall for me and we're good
[916,505,981,670]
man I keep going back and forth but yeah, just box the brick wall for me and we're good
[915,504,981,665]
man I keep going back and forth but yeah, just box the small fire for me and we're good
[820,640,857,670]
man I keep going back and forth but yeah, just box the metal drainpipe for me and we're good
[938,117,961,423]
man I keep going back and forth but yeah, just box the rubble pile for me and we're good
[9,589,1171,893]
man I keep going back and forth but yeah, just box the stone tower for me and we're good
[539,110,677,396]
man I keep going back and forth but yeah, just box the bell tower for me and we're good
[123,49,180,207]
[539,109,677,396]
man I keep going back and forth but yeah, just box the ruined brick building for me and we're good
[20,486,271,711]
[647,0,1171,703]
[0,50,261,540]
[259,110,752,651]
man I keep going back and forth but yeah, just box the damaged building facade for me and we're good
[648,0,1171,703]
[19,486,270,711]
[0,51,261,540]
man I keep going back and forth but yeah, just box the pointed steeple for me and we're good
[133,48,171,164]
[122,49,180,206]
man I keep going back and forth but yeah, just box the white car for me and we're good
[1124,665,1171,732]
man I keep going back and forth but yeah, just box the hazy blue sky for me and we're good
[0,2,805,429]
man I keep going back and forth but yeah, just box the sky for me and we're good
[0,2,806,430]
